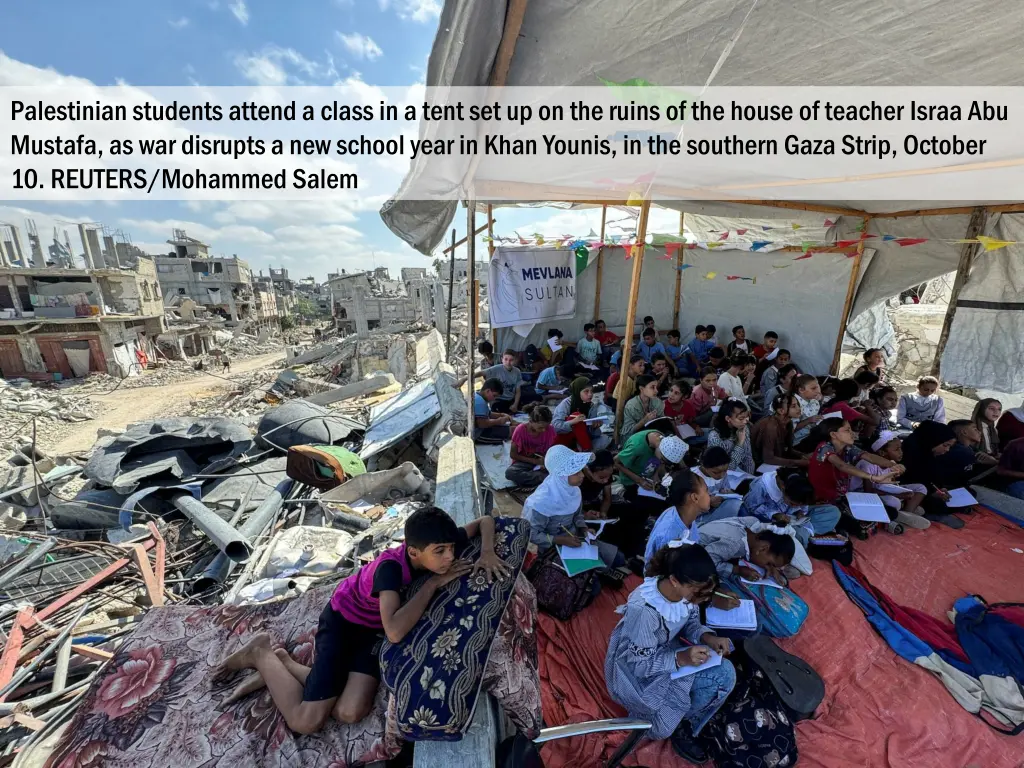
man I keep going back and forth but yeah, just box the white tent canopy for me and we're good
[382,0,1024,392]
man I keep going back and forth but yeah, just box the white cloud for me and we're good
[336,32,383,61]
[233,46,334,86]
[169,17,190,29]
[378,0,442,23]
[228,0,249,25]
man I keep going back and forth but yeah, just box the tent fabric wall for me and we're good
[942,214,1024,393]
[496,243,873,375]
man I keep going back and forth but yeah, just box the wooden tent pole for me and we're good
[614,200,652,443]
[593,205,607,322]
[443,219,492,255]
[486,204,496,349]
[829,217,872,374]
[673,211,684,330]
[931,207,988,378]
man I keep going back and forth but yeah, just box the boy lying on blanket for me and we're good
[216,507,510,735]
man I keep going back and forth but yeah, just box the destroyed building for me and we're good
[155,229,276,328]
[0,257,165,379]
[266,267,296,317]
[326,270,420,334]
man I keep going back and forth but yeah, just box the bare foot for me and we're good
[222,649,289,703]
[215,632,273,680]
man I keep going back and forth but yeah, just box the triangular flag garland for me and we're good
[895,238,928,247]
[677,263,695,271]
[705,271,717,279]
[976,235,1016,252]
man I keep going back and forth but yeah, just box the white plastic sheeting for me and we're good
[942,214,1024,393]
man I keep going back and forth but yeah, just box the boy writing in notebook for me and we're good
[217,507,509,734]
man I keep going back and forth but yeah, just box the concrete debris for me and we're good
[0,319,475,761]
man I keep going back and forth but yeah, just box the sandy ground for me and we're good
[52,351,284,455]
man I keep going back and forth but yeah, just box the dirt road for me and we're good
[53,351,283,454]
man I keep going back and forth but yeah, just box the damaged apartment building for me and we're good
[326,269,421,335]
[155,229,281,329]
[0,251,165,380]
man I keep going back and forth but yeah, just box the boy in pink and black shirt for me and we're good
[217,506,508,735]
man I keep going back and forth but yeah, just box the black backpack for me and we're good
[698,657,800,768]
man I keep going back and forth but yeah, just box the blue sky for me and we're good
[0,0,683,280]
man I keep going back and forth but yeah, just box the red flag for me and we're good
[896,238,928,247]
[793,253,814,261]
[623,244,634,259]
[664,242,683,257]
[718,231,730,240]
[736,228,748,236]
[835,239,862,248]
[824,218,835,227]
[726,275,742,280]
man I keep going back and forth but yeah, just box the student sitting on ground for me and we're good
[477,340,495,369]
[691,446,745,524]
[791,373,825,444]
[758,349,793,398]
[505,405,556,489]
[996,399,1024,446]
[523,445,622,568]
[993,436,1024,500]
[697,517,806,638]
[822,378,877,437]
[852,369,880,405]
[897,375,947,429]
[604,543,734,763]
[863,385,899,447]
[535,362,574,403]
[664,329,686,371]
[972,398,1003,461]
[802,418,902,536]
[645,468,712,560]
[689,367,728,427]
[685,325,714,375]
[752,331,779,360]
[650,352,675,395]
[580,449,616,519]
[664,380,702,434]
[622,374,669,440]
[635,327,667,365]
[761,362,800,407]
[751,392,809,468]
[894,421,962,527]
[473,378,514,444]
[643,315,658,335]
[217,506,507,733]
[938,420,995,486]
[615,432,689,517]
[483,349,537,414]
[608,338,627,373]
[540,329,571,367]
[552,377,611,451]
[740,468,841,545]
[595,319,620,351]
[726,325,752,355]
[575,323,604,374]
[718,354,756,405]
[706,324,720,346]
[849,431,930,529]
[854,347,886,381]
[706,398,756,474]
[708,346,729,373]
[608,354,646,412]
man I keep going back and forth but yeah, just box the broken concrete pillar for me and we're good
[388,338,409,383]
[304,373,395,406]
[353,287,369,339]
[417,283,432,324]
[432,282,447,339]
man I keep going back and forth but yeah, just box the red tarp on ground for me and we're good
[538,508,1024,768]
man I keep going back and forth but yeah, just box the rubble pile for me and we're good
[0,327,474,761]
[0,379,99,454]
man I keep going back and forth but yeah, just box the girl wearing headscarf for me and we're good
[899,420,962,527]
[996,399,1024,448]
[522,445,621,567]
[551,377,611,451]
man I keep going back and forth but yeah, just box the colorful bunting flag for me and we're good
[705,271,717,279]
[896,238,928,247]
[736,228,748,236]
[750,241,771,251]
[718,231,730,240]
[800,241,818,252]
[882,235,897,241]
[677,264,695,271]
[976,235,1016,252]
[627,192,644,206]
[623,243,634,259]
[762,226,773,231]
[664,242,683,258]
[726,275,742,280]
[835,239,862,248]
[792,223,803,231]
[793,253,814,261]
[824,219,835,227]
[706,242,724,249]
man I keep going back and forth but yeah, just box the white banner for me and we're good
[488,247,577,329]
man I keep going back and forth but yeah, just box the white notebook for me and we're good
[847,492,891,523]
[705,599,757,630]
[946,487,978,508]
[671,649,723,679]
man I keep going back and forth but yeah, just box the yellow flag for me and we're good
[705,271,717,279]
[627,192,644,207]
[792,223,802,230]
[706,242,723,249]
[977,235,1016,251]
